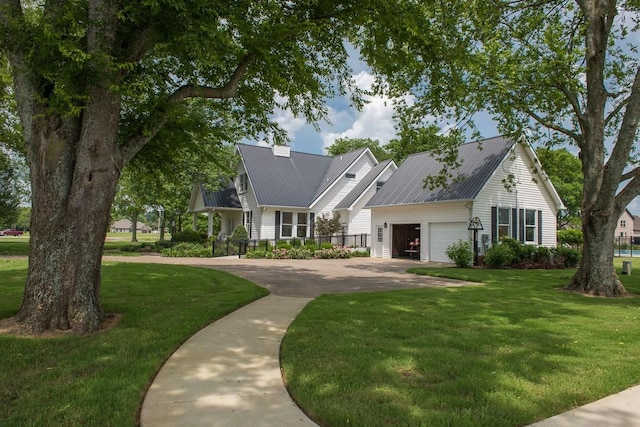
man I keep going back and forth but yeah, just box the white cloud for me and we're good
[320,71,411,151]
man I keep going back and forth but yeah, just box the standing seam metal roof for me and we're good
[237,144,369,208]
[200,182,242,209]
[365,136,515,207]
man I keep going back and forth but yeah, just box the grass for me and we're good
[0,233,175,256]
[0,258,268,426]
[281,259,640,427]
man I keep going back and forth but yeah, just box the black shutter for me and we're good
[275,210,281,240]
[248,211,253,238]
[538,210,543,245]
[512,208,518,239]
[310,213,315,238]
[519,209,525,242]
[491,206,497,243]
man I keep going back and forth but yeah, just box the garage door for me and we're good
[429,222,469,262]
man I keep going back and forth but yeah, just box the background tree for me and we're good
[326,137,391,161]
[0,150,21,228]
[386,125,464,165]
[112,172,149,242]
[536,147,583,228]
[363,0,639,296]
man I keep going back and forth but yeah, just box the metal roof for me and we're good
[237,144,369,208]
[335,159,396,210]
[200,182,242,209]
[365,136,515,207]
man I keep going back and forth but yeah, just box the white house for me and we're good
[188,144,397,240]
[365,136,565,262]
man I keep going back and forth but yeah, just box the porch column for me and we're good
[192,212,197,232]
[208,211,214,237]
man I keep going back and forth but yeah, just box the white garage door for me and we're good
[429,222,469,262]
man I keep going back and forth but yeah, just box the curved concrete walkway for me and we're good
[127,256,472,426]
[103,255,640,427]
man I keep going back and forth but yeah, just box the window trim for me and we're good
[524,209,537,244]
[239,173,248,193]
[498,207,511,239]
[345,173,356,179]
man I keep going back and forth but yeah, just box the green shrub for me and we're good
[533,246,552,264]
[484,243,515,268]
[320,242,334,250]
[245,250,268,259]
[304,240,317,250]
[558,228,583,247]
[267,248,289,259]
[288,247,313,259]
[276,241,293,250]
[445,240,473,268]
[351,249,370,257]
[162,243,210,257]
[554,247,581,268]
[229,225,249,245]
[172,229,206,243]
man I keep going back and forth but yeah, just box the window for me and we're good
[376,181,385,191]
[297,213,308,237]
[239,173,248,193]
[243,211,252,238]
[621,220,626,227]
[525,209,536,243]
[498,207,511,238]
[345,173,356,179]
[281,212,293,237]
[377,227,383,242]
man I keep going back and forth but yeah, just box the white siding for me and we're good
[312,153,375,216]
[237,162,261,239]
[474,143,558,247]
[370,202,469,261]
[261,208,276,240]
[347,165,397,235]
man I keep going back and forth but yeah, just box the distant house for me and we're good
[110,219,152,234]
[188,144,396,240]
[615,209,640,243]
[365,136,565,262]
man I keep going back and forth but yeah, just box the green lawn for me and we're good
[0,233,174,256]
[281,260,640,427]
[0,259,268,426]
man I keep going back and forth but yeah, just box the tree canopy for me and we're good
[536,147,583,228]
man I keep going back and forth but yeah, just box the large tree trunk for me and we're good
[564,208,627,297]
[16,89,122,334]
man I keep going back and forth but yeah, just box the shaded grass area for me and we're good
[0,259,268,426]
[282,262,640,427]
[0,237,173,256]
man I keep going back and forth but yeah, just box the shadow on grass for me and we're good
[282,272,640,427]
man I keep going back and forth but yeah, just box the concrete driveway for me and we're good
[104,255,473,297]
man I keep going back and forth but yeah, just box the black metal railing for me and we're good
[212,234,370,258]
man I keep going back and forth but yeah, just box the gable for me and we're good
[335,159,397,210]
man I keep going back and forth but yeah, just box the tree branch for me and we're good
[521,105,582,143]
[604,65,640,182]
[555,82,585,122]
[120,53,255,164]
[605,96,630,127]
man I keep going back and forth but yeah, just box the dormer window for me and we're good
[345,173,356,179]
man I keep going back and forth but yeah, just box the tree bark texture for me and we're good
[16,89,122,334]
[565,208,627,296]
